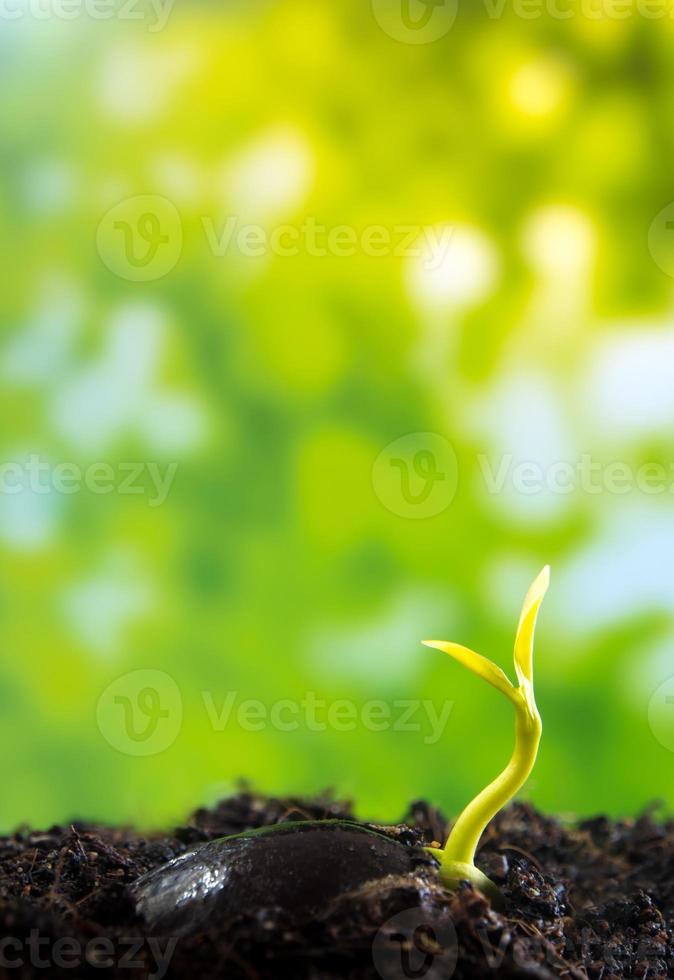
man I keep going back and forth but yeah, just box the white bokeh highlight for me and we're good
[406,224,500,315]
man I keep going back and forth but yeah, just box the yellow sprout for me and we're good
[423,565,550,903]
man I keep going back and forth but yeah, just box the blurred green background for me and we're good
[1,0,674,834]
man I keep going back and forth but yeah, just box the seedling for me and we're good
[132,566,550,932]
[422,565,550,902]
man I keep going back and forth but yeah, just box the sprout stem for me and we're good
[422,566,549,898]
[442,688,541,866]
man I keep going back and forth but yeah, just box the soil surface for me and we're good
[0,790,672,979]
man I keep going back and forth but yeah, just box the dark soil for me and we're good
[0,790,672,979]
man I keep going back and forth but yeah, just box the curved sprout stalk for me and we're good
[423,566,550,902]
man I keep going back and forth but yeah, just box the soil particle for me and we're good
[0,792,672,978]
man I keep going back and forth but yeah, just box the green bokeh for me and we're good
[1,0,673,832]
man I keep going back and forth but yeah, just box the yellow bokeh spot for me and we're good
[522,204,596,280]
[508,58,574,121]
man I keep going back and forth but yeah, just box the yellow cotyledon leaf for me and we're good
[513,565,550,688]
[422,640,516,702]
